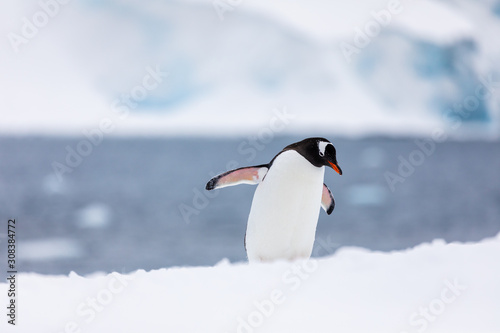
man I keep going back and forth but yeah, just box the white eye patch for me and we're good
[318,141,332,157]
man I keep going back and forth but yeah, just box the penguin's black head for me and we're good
[284,137,342,175]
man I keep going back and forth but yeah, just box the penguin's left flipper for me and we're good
[321,183,335,215]
[206,165,269,190]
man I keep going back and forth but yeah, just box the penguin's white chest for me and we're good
[245,150,325,262]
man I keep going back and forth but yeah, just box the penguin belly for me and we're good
[245,150,325,262]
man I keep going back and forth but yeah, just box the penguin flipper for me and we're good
[321,183,335,215]
[206,165,269,190]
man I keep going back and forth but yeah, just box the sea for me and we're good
[0,135,499,276]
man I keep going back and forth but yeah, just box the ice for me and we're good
[75,203,112,229]
[18,238,84,261]
[41,174,67,195]
[0,0,499,138]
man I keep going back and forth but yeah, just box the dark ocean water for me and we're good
[0,135,499,276]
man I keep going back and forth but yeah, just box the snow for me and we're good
[1,233,499,332]
[237,0,475,44]
[1,0,499,138]
[391,1,475,44]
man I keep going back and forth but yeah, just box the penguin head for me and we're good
[284,137,342,175]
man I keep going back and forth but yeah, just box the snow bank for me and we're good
[1,233,499,332]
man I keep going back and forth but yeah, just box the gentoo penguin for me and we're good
[206,137,342,262]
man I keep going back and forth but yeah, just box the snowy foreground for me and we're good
[2,234,500,333]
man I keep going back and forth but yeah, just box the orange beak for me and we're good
[329,161,342,175]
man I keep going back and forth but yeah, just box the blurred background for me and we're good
[0,0,499,275]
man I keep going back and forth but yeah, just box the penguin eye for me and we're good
[319,151,324,157]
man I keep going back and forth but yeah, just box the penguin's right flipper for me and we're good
[206,165,269,190]
[321,183,335,215]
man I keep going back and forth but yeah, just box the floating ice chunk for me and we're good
[75,203,112,229]
[42,174,68,195]
[19,238,84,261]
